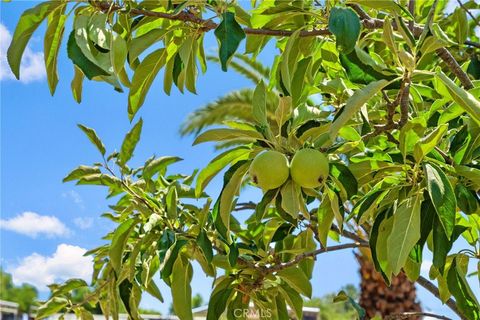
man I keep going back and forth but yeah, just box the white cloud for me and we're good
[0,23,45,83]
[8,244,92,289]
[74,217,94,230]
[0,211,71,238]
[63,190,84,209]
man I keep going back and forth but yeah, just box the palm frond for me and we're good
[207,55,269,85]
[180,88,256,136]
[232,53,270,79]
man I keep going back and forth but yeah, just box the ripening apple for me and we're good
[249,150,289,190]
[290,149,329,188]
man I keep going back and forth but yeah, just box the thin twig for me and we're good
[434,146,454,165]
[465,40,480,49]
[95,1,473,89]
[384,311,452,320]
[456,0,480,27]
[234,201,257,211]
[416,276,467,320]
[267,242,367,273]
[436,48,474,90]
[408,0,415,31]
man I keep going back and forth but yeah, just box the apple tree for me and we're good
[5,0,480,319]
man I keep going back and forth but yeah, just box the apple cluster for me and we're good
[249,149,329,191]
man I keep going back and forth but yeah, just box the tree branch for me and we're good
[416,276,467,320]
[436,48,474,89]
[457,0,480,28]
[329,227,467,320]
[384,312,452,320]
[267,242,367,273]
[96,1,474,89]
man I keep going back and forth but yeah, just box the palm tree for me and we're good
[180,55,421,318]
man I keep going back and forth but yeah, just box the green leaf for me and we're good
[109,218,136,273]
[77,124,106,156]
[317,193,335,247]
[197,230,213,263]
[192,128,263,145]
[171,256,193,320]
[387,194,422,275]
[158,230,176,263]
[214,12,246,71]
[219,161,250,232]
[255,189,277,221]
[67,31,109,80]
[432,214,450,273]
[330,79,390,140]
[119,119,143,167]
[7,1,62,79]
[333,291,366,319]
[447,258,480,319]
[455,184,478,215]
[128,49,167,120]
[394,14,415,49]
[413,124,448,162]
[339,49,398,86]
[143,156,183,180]
[277,266,312,298]
[291,57,312,106]
[252,80,268,126]
[71,66,84,103]
[161,239,187,282]
[63,165,101,182]
[44,5,66,95]
[207,279,233,320]
[425,163,457,239]
[195,146,250,197]
[437,71,480,124]
[129,29,169,63]
[328,7,360,54]
[370,209,393,283]
[275,96,292,130]
[119,280,135,320]
[280,180,301,218]
[348,0,414,19]
[376,214,394,281]
[278,283,303,320]
[228,242,239,267]
[36,297,68,319]
[330,163,358,199]
[166,187,178,219]
[50,279,88,295]
[145,280,164,303]
[111,34,129,86]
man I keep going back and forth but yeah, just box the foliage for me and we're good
[6,0,480,319]
[304,285,360,320]
[169,293,204,315]
[0,269,38,313]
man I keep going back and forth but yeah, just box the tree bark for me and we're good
[356,253,422,320]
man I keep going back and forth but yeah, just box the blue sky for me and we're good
[0,1,477,317]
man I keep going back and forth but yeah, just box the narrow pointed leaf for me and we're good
[119,119,143,166]
[77,124,106,156]
[7,1,62,79]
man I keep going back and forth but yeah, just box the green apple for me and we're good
[249,150,289,190]
[290,149,329,188]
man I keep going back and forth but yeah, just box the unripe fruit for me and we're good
[290,149,329,189]
[249,151,289,190]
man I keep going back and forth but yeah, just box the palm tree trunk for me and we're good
[355,253,421,319]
